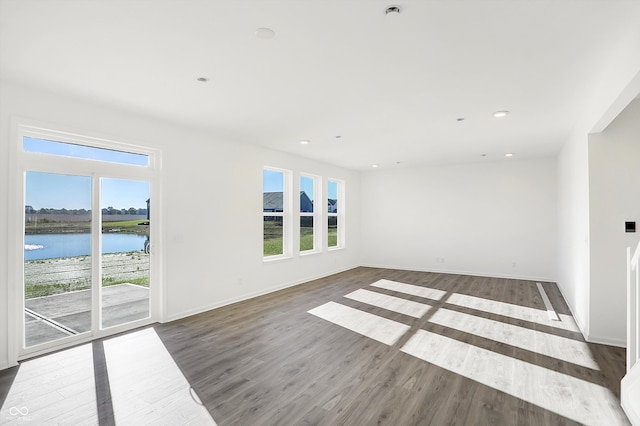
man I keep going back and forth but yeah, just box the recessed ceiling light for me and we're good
[197,77,208,82]
[456,117,465,122]
[299,140,310,145]
[481,154,487,157]
[505,153,514,157]
[385,5,401,15]
[372,164,379,168]
[255,28,275,39]
[335,135,342,139]
[493,110,510,118]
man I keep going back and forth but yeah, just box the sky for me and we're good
[24,137,150,210]
[263,169,284,193]
[24,136,148,166]
[264,171,338,200]
[26,173,150,210]
[300,176,314,201]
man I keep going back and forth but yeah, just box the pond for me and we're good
[24,233,148,260]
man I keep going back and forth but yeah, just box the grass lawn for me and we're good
[102,219,149,235]
[300,227,314,252]
[102,219,148,227]
[26,217,149,235]
[264,221,338,255]
[264,220,283,256]
[328,227,337,247]
[25,277,150,299]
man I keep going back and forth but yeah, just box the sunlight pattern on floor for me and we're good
[400,329,624,426]
[307,278,629,426]
[371,278,447,300]
[0,328,216,425]
[104,328,216,425]
[344,289,431,318]
[1,345,98,425]
[308,301,410,345]
[446,292,581,332]
[429,308,600,370]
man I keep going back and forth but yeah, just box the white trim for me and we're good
[0,360,17,371]
[163,264,359,323]
[9,118,162,363]
[585,333,627,348]
[7,118,21,368]
[536,282,560,321]
[262,254,294,263]
[622,358,640,425]
[555,278,590,342]
[591,70,640,133]
[18,317,156,361]
[18,120,157,161]
[360,262,556,283]
[327,178,344,250]
[263,166,292,260]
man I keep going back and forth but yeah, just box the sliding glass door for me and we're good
[100,178,150,329]
[16,128,158,358]
[24,172,93,347]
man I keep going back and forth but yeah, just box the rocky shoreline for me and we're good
[25,251,150,290]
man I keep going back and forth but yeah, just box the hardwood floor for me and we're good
[154,267,629,425]
[0,267,630,425]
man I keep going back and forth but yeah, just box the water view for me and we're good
[24,233,147,261]
[22,147,153,348]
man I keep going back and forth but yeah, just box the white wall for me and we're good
[588,99,640,346]
[556,127,592,336]
[360,159,556,281]
[0,81,361,368]
[557,27,640,344]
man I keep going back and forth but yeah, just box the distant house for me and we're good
[25,205,35,214]
[263,192,284,212]
[300,191,313,213]
[328,199,337,213]
[263,191,315,213]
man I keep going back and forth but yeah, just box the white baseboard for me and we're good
[0,360,18,371]
[585,334,626,348]
[554,282,590,342]
[360,263,556,283]
[163,264,359,323]
[555,281,627,348]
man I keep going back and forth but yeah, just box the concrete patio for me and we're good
[25,284,149,347]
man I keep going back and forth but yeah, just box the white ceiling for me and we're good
[1,0,639,170]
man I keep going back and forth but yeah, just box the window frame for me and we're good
[262,166,292,261]
[8,120,162,364]
[327,178,345,250]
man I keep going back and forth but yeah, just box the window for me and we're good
[300,175,318,253]
[327,179,343,248]
[13,125,158,360]
[23,136,149,166]
[263,168,290,258]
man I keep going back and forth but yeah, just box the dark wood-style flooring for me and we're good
[0,267,630,425]
[154,267,629,425]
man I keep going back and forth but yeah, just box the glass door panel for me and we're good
[100,178,150,328]
[24,172,92,347]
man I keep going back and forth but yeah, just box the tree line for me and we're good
[25,206,148,215]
